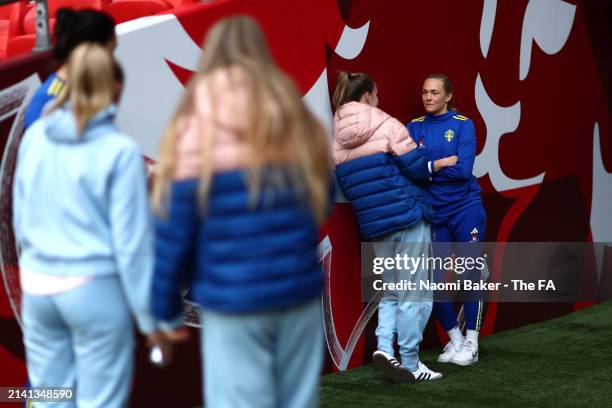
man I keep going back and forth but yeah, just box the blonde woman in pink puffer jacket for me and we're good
[332,72,442,384]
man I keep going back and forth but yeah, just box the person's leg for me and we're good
[449,204,487,365]
[397,299,432,370]
[22,293,76,408]
[431,223,459,332]
[202,309,276,408]
[395,221,433,371]
[433,302,459,331]
[276,298,323,408]
[450,204,487,338]
[463,300,484,333]
[371,231,413,383]
[393,221,442,381]
[60,277,134,408]
[375,297,397,355]
[431,221,466,363]
[372,232,400,355]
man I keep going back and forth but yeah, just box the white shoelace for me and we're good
[389,358,401,367]
[463,340,477,352]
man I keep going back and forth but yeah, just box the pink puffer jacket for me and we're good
[333,101,415,165]
[174,67,251,180]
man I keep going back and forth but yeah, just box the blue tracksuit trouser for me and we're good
[201,298,323,408]
[22,276,135,408]
[373,220,433,371]
[432,203,487,331]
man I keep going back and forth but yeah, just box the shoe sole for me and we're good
[450,355,479,366]
[372,354,415,384]
[437,355,453,363]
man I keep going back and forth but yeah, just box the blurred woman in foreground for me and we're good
[152,16,333,407]
[14,43,158,407]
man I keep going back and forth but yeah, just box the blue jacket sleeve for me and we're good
[406,122,416,140]
[109,146,156,334]
[152,180,199,323]
[392,148,430,184]
[432,120,476,181]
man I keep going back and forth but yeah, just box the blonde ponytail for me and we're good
[53,43,114,134]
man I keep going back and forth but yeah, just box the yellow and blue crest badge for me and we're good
[445,129,454,142]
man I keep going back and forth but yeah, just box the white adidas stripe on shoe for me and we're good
[411,361,443,381]
[372,350,415,384]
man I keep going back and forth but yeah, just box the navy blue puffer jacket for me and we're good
[335,150,434,239]
[153,170,328,319]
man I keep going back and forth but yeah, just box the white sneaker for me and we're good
[437,341,461,363]
[411,361,443,381]
[450,340,479,366]
[372,350,415,384]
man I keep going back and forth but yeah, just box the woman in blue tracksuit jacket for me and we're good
[407,73,487,367]
[151,17,333,408]
[13,44,158,407]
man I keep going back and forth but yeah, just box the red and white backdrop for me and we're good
[0,0,610,406]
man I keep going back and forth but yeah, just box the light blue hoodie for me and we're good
[13,105,155,334]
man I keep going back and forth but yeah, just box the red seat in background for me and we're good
[22,0,112,35]
[107,0,173,24]
[6,34,35,58]
[0,1,26,38]
[3,0,177,59]
[0,21,8,59]
[0,1,27,58]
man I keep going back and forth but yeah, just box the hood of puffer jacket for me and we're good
[174,67,251,179]
[333,101,392,148]
[193,66,250,135]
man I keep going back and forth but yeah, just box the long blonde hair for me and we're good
[52,43,114,134]
[152,16,331,223]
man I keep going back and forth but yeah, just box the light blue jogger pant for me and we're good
[22,276,135,408]
[373,220,433,372]
[201,298,323,408]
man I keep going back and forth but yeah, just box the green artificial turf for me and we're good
[320,302,612,408]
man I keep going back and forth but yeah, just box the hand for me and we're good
[405,136,417,152]
[164,326,190,343]
[147,330,174,365]
[389,136,417,156]
[403,130,417,153]
[434,155,458,172]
